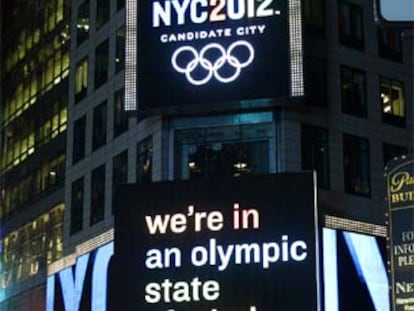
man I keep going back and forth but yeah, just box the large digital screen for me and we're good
[113,174,320,310]
[322,228,389,311]
[44,229,389,311]
[136,0,291,111]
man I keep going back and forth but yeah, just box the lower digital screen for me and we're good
[45,229,389,310]
[323,228,389,311]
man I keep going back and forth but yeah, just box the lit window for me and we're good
[175,125,271,180]
[77,0,90,46]
[380,77,405,126]
[75,57,88,103]
[0,204,64,286]
[341,66,366,117]
[57,0,64,23]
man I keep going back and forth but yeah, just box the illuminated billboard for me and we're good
[385,155,414,311]
[44,228,389,310]
[113,173,320,310]
[125,0,304,111]
[322,228,389,311]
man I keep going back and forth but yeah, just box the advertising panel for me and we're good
[136,0,291,111]
[113,173,319,310]
[322,228,389,311]
[385,155,414,311]
[44,228,389,310]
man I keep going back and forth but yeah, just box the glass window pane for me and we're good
[72,116,86,164]
[96,0,110,30]
[343,134,370,196]
[77,0,90,46]
[94,40,109,89]
[90,164,105,225]
[92,101,107,150]
[71,177,84,234]
[302,124,330,189]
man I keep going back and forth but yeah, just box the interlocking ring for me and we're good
[171,40,255,86]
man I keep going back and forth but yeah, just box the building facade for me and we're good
[1,0,413,309]
[0,0,70,309]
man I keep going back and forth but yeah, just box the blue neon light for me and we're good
[343,232,390,311]
[92,242,114,311]
[59,253,89,311]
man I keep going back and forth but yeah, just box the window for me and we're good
[72,116,86,164]
[96,0,110,30]
[71,177,84,234]
[338,1,364,49]
[380,77,405,126]
[343,134,370,196]
[92,101,107,150]
[378,27,402,62]
[301,125,330,188]
[137,137,153,183]
[1,100,66,173]
[113,88,128,137]
[113,150,128,186]
[94,40,109,89]
[341,66,366,117]
[113,150,128,212]
[3,43,70,125]
[115,26,125,73]
[184,141,268,179]
[1,154,65,219]
[305,58,327,108]
[175,125,271,179]
[75,57,88,103]
[383,143,408,166]
[77,0,90,46]
[303,0,324,33]
[117,0,125,11]
[0,204,64,286]
[90,164,105,225]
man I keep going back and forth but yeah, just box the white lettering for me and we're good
[190,237,308,270]
[171,0,191,25]
[145,214,171,235]
[144,278,220,303]
[152,0,279,27]
[153,1,171,27]
[191,0,208,23]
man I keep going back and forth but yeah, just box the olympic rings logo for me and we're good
[171,40,255,86]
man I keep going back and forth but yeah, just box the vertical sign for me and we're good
[114,173,320,310]
[385,155,414,311]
